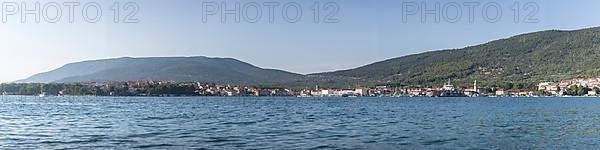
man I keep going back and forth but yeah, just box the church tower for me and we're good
[474,80,478,93]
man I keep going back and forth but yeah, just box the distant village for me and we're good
[2,78,600,97]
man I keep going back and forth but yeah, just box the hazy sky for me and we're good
[2,0,600,82]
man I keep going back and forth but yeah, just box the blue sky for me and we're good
[1,0,600,82]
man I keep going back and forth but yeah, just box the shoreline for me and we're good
[2,95,600,98]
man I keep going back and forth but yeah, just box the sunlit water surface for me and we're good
[1,96,599,149]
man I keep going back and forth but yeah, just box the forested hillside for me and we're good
[316,27,600,89]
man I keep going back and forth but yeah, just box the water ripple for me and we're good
[1,97,600,149]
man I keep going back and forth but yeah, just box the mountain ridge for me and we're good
[18,27,600,89]
[315,27,600,88]
[16,56,304,84]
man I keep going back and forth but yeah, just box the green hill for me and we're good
[17,56,305,84]
[18,27,600,90]
[315,27,600,89]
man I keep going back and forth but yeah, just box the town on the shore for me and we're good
[1,77,600,97]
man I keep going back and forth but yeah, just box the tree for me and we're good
[566,85,590,96]
[513,82,525,90]
[578,86,590,96]
[504,82,514,90]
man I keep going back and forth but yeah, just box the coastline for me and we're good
[3,95,599,98]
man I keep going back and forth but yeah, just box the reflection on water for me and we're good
[0,96,599,149]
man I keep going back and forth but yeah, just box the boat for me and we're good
[38,92,46,97]
[438,81,468,97]
[341,93,358,97]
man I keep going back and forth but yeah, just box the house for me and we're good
[495,89,506,96]
[588,90,598,96]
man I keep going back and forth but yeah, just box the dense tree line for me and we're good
[0,83,198,96]
[564,85,600,96]
[315,27,600,89]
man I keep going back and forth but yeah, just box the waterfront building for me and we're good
[495,89,507,96]
[321,90,330,96]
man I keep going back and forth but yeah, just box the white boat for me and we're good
[38,92,46,97]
